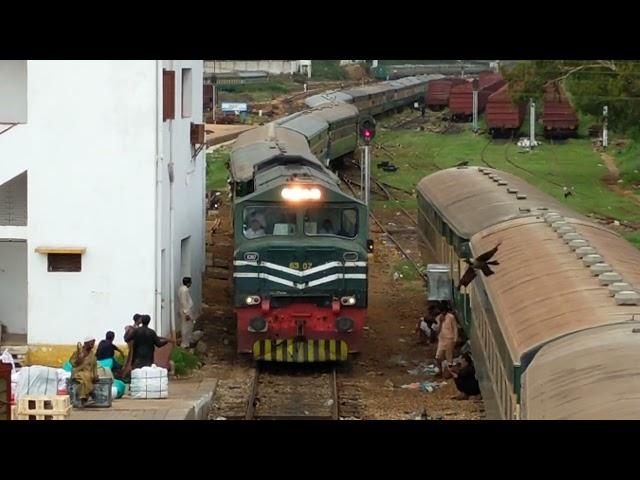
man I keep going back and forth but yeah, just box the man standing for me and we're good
[122,314,142,378]
[178,277,194,348]
[124,315,172,370]
[435,302,458,377]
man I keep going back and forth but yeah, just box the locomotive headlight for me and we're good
[340,295,356,306]
[248,316,268,332]
[335,317,354,333]
[245,295,261,305]
[281,186,322,202]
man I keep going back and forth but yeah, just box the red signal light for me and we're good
[364,129,371,139]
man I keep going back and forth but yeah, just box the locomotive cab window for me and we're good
[243,206,297,239]
[304,207,358,238]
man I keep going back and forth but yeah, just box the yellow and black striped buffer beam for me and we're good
[252,339,349,362]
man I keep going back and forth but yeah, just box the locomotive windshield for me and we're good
[304,207,358,238]
[242,205,359,239]
[243,206,297,238]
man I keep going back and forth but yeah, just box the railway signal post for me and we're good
[602,105,608,149]
[472,79,479,133]
[529,98,536,151]
[359,118,376,206]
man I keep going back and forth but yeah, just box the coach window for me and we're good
[304,207,358,238]
[243,206,297,238]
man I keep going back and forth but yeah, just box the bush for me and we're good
[171,348,202,376]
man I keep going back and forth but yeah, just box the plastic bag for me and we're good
[15,365,59,399]
[130,365,168,399]
[97,358,113,370]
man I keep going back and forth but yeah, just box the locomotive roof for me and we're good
[238,163,362,204]
[230,124,319,183]
[416,166,585,239]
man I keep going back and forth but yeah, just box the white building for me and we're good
[0,60,205,362]
[204,60,308,76]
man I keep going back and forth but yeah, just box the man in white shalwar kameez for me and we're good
[178,277,194,348]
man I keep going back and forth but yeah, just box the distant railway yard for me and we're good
[197,68,640,420]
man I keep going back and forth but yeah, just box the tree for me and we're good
[501,60,640,134]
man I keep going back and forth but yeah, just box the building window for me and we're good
[182,68,193,118]
[163,69,176,121]
[47,253,81,272]
[0,60,27,124]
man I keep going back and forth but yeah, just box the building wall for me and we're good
[205,60,299,75]
[0,60,28,123]
[159,60,205,337]
[0,60,158,346]
[0,240,27,335]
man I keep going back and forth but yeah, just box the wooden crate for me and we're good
[15,412,69,420]
[17,395,71,419]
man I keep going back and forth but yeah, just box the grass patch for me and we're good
[170,348,202,376]
[207,149,230,191]
[624,232,640,249]
[375,126,640,224]
[612,140,640,187]
[217,78,302,103]
[311,60,346,80]
[391,259,423,282]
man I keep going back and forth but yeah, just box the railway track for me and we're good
[479,139,495,169]
[212,363,364,420]
[246,364,338,420]
[339,173,427,282]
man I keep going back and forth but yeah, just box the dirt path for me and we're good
[600,152,640,206]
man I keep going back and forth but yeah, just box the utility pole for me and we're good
[529,98,536,150]
[472,79,479,133]
[358,119,376,206]
[603,105,608,149]
[213,61,217,125]
[363,145,370,206]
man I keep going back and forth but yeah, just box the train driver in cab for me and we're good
[319,219,335,235]
[245,216,266,239]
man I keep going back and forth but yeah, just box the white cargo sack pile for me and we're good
[130,365,168,399]
[14,365,60,399]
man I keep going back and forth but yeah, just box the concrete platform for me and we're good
[68,378,217,420]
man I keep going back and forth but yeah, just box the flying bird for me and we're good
[457,241,502,290]
[456,160,469,167]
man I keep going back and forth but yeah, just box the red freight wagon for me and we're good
[542,83,578,139]
[448,73,506,121]
[486,84,526,138]
[425,78,467,111]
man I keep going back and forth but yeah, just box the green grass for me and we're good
[611,140,640,187]
[624,232,640,249]
[311,60,347,80]
[170,348,202,376]
[392,259,423,282]
[206,149,230,191]
[217,79,302,103]
[375,126,640,224]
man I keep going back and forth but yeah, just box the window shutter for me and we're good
[163,69,175,121]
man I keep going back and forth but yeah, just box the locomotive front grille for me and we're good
[252,339,348,362]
